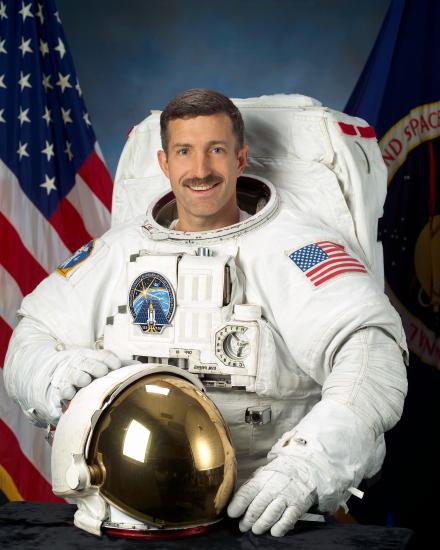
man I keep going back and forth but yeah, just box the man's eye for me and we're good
[177,148,188,156]
[212,147,225,154]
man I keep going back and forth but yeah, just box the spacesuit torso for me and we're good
[16,176,406,484]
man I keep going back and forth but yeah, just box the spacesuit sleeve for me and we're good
[259,245,408,512]
[3,237,122,426]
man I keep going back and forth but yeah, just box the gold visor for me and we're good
[87,373,236,528]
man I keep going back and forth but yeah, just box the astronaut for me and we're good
[4,89,408,537]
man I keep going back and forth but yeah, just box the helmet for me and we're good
[51,364,236,538]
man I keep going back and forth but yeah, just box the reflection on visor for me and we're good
[87,373,236,529]
[194,439,213,471]
[145,384,170,396]
[122,419,151,463]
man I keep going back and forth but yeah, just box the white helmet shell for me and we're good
[51,363,236,537]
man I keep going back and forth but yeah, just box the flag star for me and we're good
[83,112,91,126]
[18,106,30,125]
[75,80,82,96]
[61,107,72,124]
[0,2,7,20]
[42,73,53,91]
[0,38,6,54]
[40,174,57,195]
[39,39,49,56]
[41,140,54,161]
[0,74,5,88]
[42,106,52,125]
[36,3,44,24]
[18,71,32,91]
[54,38,66,59]
[0,108,5,123]
[17,141,29,160]
[65,141,73,161]
[54,10,61,23]
[19,36,33,56]
[19,2,33,21]
[56,72,72,93]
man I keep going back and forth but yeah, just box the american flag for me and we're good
[0,0,112,502]
[289,241,367,287]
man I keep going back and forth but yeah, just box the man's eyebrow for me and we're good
[207,140,228,146]
[172,143,192,149]
[171,140,229,149]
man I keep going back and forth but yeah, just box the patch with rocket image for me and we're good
[55,240,95,278]
[128,272,176,334]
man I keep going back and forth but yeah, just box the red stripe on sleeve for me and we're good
[78,151,113,212]
[357,125,376,138]
[338,122,357,136]
[0,213,48,296]
[0,420,64,502]
[49,198,93,253]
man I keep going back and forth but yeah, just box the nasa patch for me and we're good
[56,240,95,278]
[128,272,176,334]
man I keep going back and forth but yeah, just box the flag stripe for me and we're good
[317,241,345,250]
[307,257,365,277]
[0,419,62,502]
[0,160,71,273]
[94,142,105,163]
[78,151,113,211]
[313,267,368,287]
[68,174,111,239]
[318,248,347,255]
[0,334,62,502]
[0,370,52,488]
[49,197,94,252]
[309,261,367,281]
[0,214,48,296]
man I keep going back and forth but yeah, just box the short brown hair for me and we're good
[160,88,244,152]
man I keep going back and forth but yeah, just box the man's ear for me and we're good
[157,149,169,178]
[237,144,249,176]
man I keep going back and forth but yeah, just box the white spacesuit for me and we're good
[4,93,408,537]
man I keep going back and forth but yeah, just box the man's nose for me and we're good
[192,152,212,178]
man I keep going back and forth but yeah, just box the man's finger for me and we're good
[227,479,261,518]
[251,498,285,535]
[240,484,277,532]
[270,505,303,537]
[79,358,109,378]
[60,385,76,400]
[71,369,92,388]
[93,350,122,371]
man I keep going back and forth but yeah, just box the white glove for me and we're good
[227,455,316,536]
[50,348,122,402]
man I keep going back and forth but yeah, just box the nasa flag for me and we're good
[345,0,440,368]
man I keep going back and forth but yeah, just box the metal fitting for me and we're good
[245,406,271,425]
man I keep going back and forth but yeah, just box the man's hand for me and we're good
[227,456,316,537]
[51,348,122,402]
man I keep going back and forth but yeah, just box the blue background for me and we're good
[56,0,390,177]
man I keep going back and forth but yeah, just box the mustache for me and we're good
[182,173,224,187]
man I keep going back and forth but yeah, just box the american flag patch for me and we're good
[288,241,367,287]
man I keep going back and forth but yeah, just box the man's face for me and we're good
[157,113,248,231]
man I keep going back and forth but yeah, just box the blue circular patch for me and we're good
[128,272,176,334]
